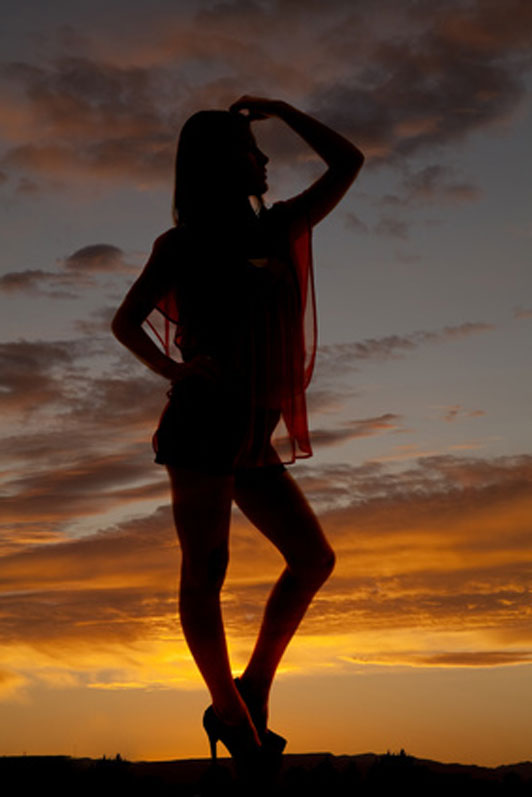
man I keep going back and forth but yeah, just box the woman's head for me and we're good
[173,110,269,226]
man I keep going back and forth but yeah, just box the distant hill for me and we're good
[1,750,531,795]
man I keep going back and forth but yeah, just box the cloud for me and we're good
[305,387,355,415]
[308,0,532,161]
[0,503,177,605]
[1,2,530,694]
[0,244,136,298]
[0,667,27,698]
[378,164,482,207]
[0,55,179,185]
[16,176,40,194]
[0,269,62,294]
[311,413,403,448]
[414,651,532,667]
[0,450,531,688]
[0,269,90,298]
[282,453,532,648]
[436,404,487,423]
[294,452,532,514]
[0,335,171,552]
[447,408,463,421]
[1,448,167,530]
[402,164,482,203]
[354,166,479,235]
[64,244,126,272]
[513,306,532,319]
[319,321,495,367]
[0,314,496,562]
[0,349,164,461]
[344,211,369,234]
[0,339,74,412]
[74,306,117,335]
[1,0,531,188]
[374,216,409,240]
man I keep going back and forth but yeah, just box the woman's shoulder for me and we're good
[152,225,188,252]
[141,226,191,285]
[265,200,290,221]
[264,198,311,239]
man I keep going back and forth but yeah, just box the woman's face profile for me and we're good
[237,132,269,197]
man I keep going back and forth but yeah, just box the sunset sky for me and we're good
[1,0,531,767]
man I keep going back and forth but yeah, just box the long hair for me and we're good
[172,110,259,227]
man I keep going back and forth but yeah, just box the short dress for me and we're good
[145,198,317,476]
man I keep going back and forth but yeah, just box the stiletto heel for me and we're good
[203,707,218,761]
[209,736,217,760]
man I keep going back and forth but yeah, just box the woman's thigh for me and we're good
[233,468,334,571]
[166,466,234,565]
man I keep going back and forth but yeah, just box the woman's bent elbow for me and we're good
[349,148,364,176]
[110,312,124,342]
[111,308,134,343]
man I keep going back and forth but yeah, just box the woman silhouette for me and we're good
[112,96,363,774]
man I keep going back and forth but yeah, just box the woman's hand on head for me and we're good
[229,95,289,121]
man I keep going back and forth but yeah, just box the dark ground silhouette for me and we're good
[1,750,531,796]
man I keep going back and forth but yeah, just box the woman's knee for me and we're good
[181,543,229,593]
[291,541,336,587]
[314,543,336,582]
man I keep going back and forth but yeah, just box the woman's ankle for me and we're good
[212,691,252,726]
[236,672,270,709]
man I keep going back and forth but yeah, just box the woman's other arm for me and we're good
[111,232,184,380]
[230,96,364,226]
[112,232,219,383]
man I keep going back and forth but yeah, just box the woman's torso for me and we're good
[171,208,304,408]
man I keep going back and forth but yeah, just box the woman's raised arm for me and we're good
[229,95,364,226]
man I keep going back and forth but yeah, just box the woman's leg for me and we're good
[167,465,258,736]
[233,468,335,716]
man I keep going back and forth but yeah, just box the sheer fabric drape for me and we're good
[146,200,316,467]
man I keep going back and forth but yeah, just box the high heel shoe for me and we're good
[203,704,261,763]
[234,677,287,755]
[203,704,267,793]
